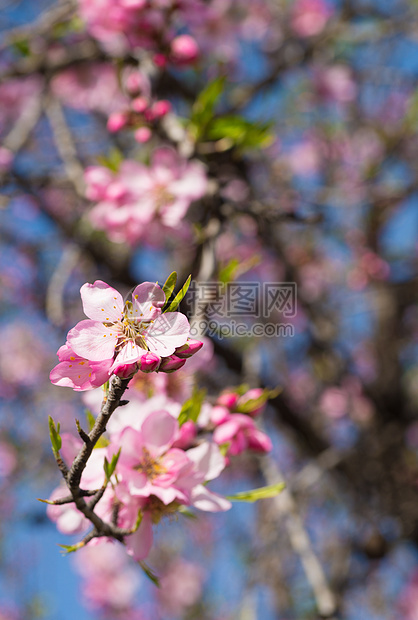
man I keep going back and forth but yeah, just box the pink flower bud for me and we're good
[0,147,13,172]
[158,354,186,373]
[173,420,197,449]
[125,72,143,94]
[217,391,240,410]
[238,388,266,416]
[170,35,199,64]
[106,182,127,202]
[139,352,161,373]
[131,96,149,114]
[107,112,127,133]
[113,362,138,379]
[153,53,167,68]
[134,126,152,143]
[121,0,146,8]
[151,99,172,118]
[175,339,204,359]
[210,406,230,426]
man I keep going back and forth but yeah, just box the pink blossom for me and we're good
[170,34,199,64]
[319,387,348,419]
[51,63,127,114]
[115,409,231,510]
[86,148,207,244]
[158,354,187,373]
[237,387,266,416]
[67,280,190,369]
[134,126,152,143]
[213,413,272,456]
[50,343,113,391]
[0,147,13,172]
[315,65,357,103]
[72,542,141,611]
[174,339,203,359]
[291,0,332,38]
[158,559,205,615]
[0,441,17,478]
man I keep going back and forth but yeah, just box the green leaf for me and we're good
[207,116,274,151]
[48,416,62,454]
[139,561,160,587]
[162,271,177,305]
[178,386,206,427]
[164,275,191,313]
[103,448,121,481]
[219,258,240,284]
[226,483,285,503]
[58,543,83,554]
[218,442,230,457]
[191,76,226,139]
[132,509,143,532]
[178,506,198,520]
[96,148,124,173]
[13,38,30,57]
[85,409,96,432]
[236,387,281,414]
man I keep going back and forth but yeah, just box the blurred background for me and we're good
[1,0,418,618]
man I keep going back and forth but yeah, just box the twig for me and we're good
[46,244,81,327]
[0,0,77,52]
[259,455,339,618]
[44,95,86,196]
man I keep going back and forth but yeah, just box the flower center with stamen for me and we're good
[134,447,167,481]
[108,301,155,354]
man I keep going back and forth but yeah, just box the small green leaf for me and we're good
[13,38,31,57]
[178,506,198,520]
[191,76,226,137]
[49,416,62,454]
[96,148,124,173]
[219,258,240,284]
[85,409,96,432]
[139,561,160,587]
[236,387,281,414]
[58,542,83,554]
[218,442,230,457]
[165,275,192,313]
[162,271,177,305]
[178,386,206,427]
[226,482,285,503]
[207,116,274,151]
[132,509,143,532]
[103,448,121,481]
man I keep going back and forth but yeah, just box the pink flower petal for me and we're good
[140,410,178,458]
[144,312,190,357]
[80,280,124,322]
[186,442,226,482]
[125,512,153,561]
[68,320,118,361]
[190,485,231,512]
[131,282,165,319]
[110,341,148,372]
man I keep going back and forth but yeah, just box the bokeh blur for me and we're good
[1,0,418,618]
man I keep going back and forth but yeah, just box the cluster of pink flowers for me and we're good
[77,0,200,62]
[50,279,202,391]
[107,69,172,143]
[84,147,207,244]
[72,543,141,611]
[209,388,272,458]
[51,63,128,115]
[48,401,231,561]
[291,0,333,38]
